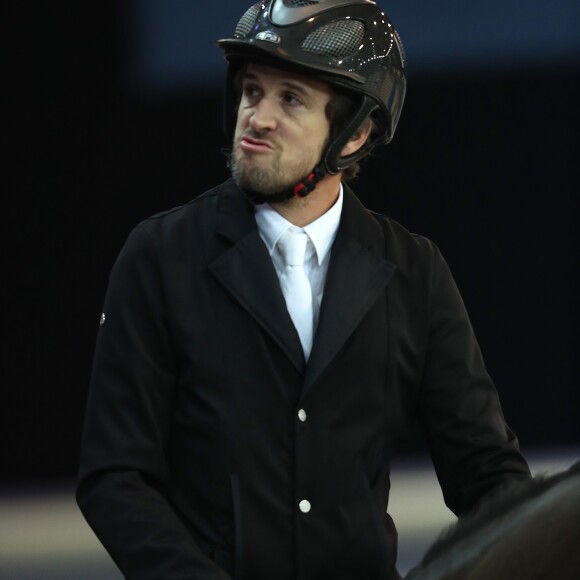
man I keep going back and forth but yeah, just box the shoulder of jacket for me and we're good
[130,180,232,239]
[147,181,227,223]
[368,210,441,257]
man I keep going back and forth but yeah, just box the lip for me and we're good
[240,136,274,153]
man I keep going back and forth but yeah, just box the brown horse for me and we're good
[405,461,580,580]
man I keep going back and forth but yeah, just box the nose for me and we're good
[249,97,278,132]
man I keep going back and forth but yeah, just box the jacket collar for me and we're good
[209,180,396,392]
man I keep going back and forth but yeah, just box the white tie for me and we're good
[277,229,314,361]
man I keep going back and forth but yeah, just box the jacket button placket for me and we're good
[295,402,313,579]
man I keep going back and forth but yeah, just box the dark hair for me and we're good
[324,89,371,182]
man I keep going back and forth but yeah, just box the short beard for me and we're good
[230,131,324,200]
[230,150,287,197]
[230,146,300,198]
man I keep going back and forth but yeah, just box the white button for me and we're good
[299,499,311,513]
[298,409,307,422]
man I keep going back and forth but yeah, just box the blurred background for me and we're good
[3,0,579,577]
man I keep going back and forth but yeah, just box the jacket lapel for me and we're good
[302,187,396,394]
[208,182,305,372]
[207,180,396,384]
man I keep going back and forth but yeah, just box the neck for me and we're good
[270,173,342,227]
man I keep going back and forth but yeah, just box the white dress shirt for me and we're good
[254,184,344,347]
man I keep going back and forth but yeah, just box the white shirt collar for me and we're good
[254,184,343,266]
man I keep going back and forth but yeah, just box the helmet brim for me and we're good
[217,38,366,87]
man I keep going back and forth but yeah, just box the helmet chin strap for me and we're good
[243,163,326,204]
[242,163,326,204]
[223,147,327,205]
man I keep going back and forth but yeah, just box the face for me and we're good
[231,62,333,197]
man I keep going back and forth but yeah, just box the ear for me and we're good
[340,118,373,157]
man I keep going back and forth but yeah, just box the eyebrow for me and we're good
[243,72,312,98]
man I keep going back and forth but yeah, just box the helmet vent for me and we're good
[288,0,320,6]
[301,19,365,59]
[234,2,263,38]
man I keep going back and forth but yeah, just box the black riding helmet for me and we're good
[218,0,406,199]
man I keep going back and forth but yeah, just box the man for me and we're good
[77,2,531,579]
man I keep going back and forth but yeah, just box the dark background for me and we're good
[4,1,579,485]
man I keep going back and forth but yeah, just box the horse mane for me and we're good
[406,460,580,579]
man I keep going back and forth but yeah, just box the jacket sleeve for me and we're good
[77,223,231,580]
[417,240,531,516]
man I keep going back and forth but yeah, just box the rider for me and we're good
[76,2,531,579]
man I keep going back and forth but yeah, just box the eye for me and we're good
[282,92,303,107]
[241,83,261,103]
